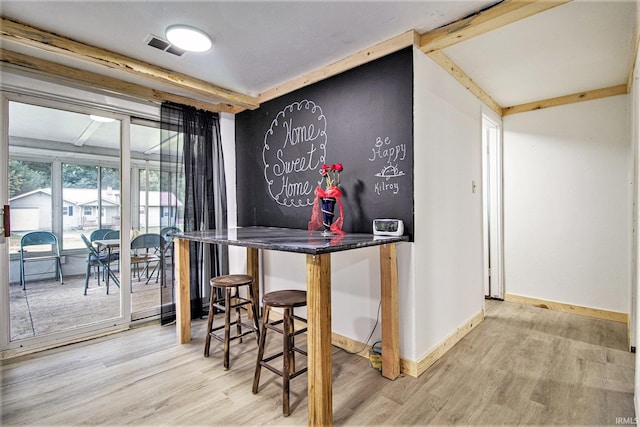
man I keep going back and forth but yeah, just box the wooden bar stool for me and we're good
[252,290,308,417]
[204,274,260,370]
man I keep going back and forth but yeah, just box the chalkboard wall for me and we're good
[235,47,414,239]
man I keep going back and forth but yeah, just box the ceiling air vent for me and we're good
[145,35,186,57]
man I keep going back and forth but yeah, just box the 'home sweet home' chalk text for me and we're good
[262,100,327,207]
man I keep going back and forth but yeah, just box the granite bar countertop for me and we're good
[169,226,408,255]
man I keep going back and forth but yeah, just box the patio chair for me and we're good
[131,233,163,285]
[81,234,120,295]
[88,228,113,277]
[158,227,181,287]
[19,231,64,290]
[89,228,112,242]
[160,226,181,244]
[102,230,121,267]
[103,230,120,240]
[160,226,181,261]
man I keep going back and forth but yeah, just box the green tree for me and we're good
[147,170,161,191]
[101,167,120,190]
[62,164,97,188]
[9,160,51,197]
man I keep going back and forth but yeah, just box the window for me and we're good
[101,167,121,232]
[62,163,99,250]
[139,169,157,234]
[61,163,120,250]
[8,160,53,254]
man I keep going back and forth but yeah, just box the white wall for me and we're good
[412,48,485,361]
[503,96,631,313]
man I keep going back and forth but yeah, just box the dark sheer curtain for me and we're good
[160,102,228,325]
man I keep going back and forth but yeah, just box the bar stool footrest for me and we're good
[209,327,258,344]
[265,321,307,336]
[261,345,308,364]
[259,359,308,379]
[212,297,254,311]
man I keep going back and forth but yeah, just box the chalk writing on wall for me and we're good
[236,47,414,238]
[368,136,407,196]
[262,99,327,207]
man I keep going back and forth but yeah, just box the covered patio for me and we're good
[9,271,170,341]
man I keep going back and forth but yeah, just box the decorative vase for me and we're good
[320,197,337,235]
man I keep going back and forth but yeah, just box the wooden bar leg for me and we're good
[380,243,400,380]
[175,238,191,344]
[306,253,332,427]
[247,247,260,318]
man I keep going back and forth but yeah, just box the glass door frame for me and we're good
[0,92,133,357]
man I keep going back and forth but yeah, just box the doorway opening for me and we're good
[482,114,504,299]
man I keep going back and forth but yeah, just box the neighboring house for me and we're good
[9,188,181,232]
[8,189,54,232]
[146,190,183,227]
[62,187,120,230]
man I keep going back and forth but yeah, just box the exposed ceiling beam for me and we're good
[419,0,572,54]
[427,50,502,116]
[502,84,628,116]
[259,30,419,104]
[0,16,259,110]
[0,49,240,114]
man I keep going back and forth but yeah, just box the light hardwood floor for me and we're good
[1,300,635,426]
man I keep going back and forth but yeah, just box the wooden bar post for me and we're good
[306,253,332,426]
[246,247,260,318]
[380,243,400,379]
[175,238,191,344]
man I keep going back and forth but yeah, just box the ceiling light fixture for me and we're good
[165,25,212,52]
[89,114,116,123]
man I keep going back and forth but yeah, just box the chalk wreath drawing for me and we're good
[262,100,327,207]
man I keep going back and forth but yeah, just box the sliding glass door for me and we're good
[130,121,163,319]
[1,96,130,351]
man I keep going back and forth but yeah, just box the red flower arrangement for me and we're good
[320,163,343,189]
[308,162,345,234]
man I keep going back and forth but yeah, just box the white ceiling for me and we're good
[444,0,637,107]
[0,0,637,110]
